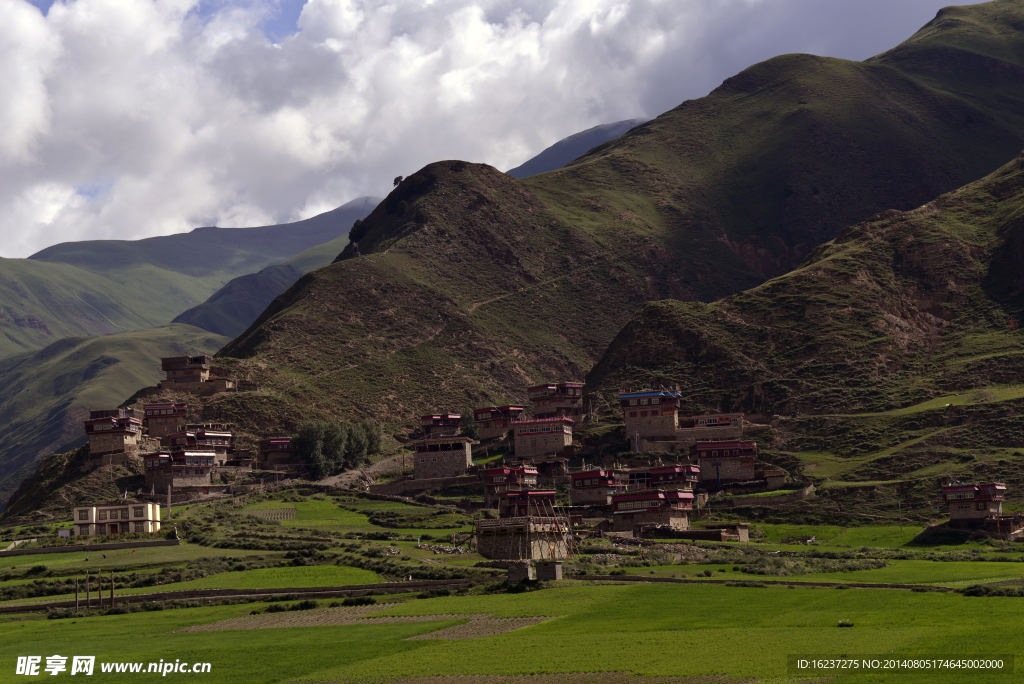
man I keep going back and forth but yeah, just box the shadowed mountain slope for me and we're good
[171,264,303,338]
[506,118,648,179]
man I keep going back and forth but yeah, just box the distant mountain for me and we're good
[0,324,229,508]
[171,263,303,338]
[505,119,647,179]
[0,197,379,360]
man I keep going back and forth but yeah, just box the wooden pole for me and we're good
[75,579,79,615]
[85,571,90,609]
[110,570,114,607]
[98,571,102,609]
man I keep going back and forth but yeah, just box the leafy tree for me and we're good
[460,410,479,440]
[361,420,383,456]
[293,421,348,479]
[345,423,369,466]
[393,175,403,187]
[349,218,368,243]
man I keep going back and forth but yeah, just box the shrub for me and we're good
[290,600,319,611]
[342,596,377,606]
[417,588,451,599]
[265,604,288,613]
[838,620,854,628]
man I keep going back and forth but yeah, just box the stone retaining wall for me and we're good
[0,539,179,558]
[368,475,481,496]
[722,484,815,507]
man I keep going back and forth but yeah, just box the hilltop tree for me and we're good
[460,410,479,440]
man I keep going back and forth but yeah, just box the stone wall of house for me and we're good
[368,474,481,496]
[476,527,570,560]
[571,487,612,505]
[88,432,138,457]
[145,473,212,494]
[699,457,755,485]
[624,411,679,439]
[612,509,689,533]
[147,417,184,439]
[514,433,571,459]
[413,446,472,480]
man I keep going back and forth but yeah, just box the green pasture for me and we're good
[2,583,1021,682]
[0,543,262,572]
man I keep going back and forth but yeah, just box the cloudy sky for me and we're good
[2,0,982,258]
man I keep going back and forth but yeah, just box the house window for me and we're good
[651,398,660,405]
[640,399,648,405]
[110,510,119,519]
[99,511,107,520]
[629,400,637,406]
[135,523,146,533]
[134,507,144,517]
[629,411,637,418]
[78,510,89,521]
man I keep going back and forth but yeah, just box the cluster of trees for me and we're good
[292,420,383,480]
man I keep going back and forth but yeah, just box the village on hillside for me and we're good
[66,353,1024,561]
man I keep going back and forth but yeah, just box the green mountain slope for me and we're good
[586,151,1024,518]
[0,324,229,508]
[0,258,164,358]
[528,0,1024,279]
[209,2,1024,432]
[171,264,303,338]
[0,198,377,360]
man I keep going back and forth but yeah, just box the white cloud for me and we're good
[0,0,982,257]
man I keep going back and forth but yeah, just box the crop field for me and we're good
[1,583,1022,683]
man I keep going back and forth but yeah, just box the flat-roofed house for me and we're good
[419,414,462,437]
[144,403,187,439]
[619,389,683,443]
[412,435,474,480]
[611,490,693,533]
[84,408,142,463]
[511,417,573,459]
[497,490,557,518]
[164,424,234,465]
[258,437,306,471]
[570,469,627,505]
[943,482,1005,527]
[143,452,214,493]
[158,355,235,394]
[692,441,758,487]
[72,500,161,537]
[482,466,538,507]
[645,465,700,492]
[473,406,526,440]
[528,383,583,418]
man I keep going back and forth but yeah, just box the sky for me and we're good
[1,0,985,258]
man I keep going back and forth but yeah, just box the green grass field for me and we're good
[1,583,1021,682]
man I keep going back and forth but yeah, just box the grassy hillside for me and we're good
[208,2,1024,440]
[0,324,229,509]
[0,258,164,358]
[586,150,1024,519]
[0,198,377,360]
[530,0,1024,278]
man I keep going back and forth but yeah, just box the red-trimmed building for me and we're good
[611,490,693,532]
[571,469,627,505]
[258,437,305,471]
[420,414,462,437]
[646,465,701,491]
[498,490,557,518]
[473,406,526,440]
[692,441,757,487]
[164,424,234,465]
[528,382,583,418]
[412,435,474,479]
[84,408,142,460]
[144,403,187,439]
[686,413,744,428]
[143,451,215,493]
[512,417,574,459]
[618,389,684,443]
[942,482,1006,527]
[482,466,538,507]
